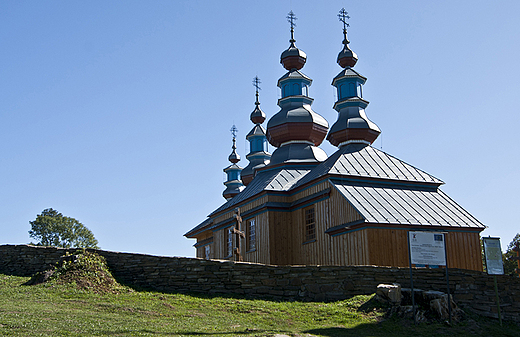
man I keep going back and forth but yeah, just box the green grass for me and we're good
[0,274,518,337]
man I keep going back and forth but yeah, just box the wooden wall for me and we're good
[269,181,366,266]
[242,211,270,264]
[194,231,213,259]
[444,230,483,271]
[196,179,483,272]
[362,228,482,271]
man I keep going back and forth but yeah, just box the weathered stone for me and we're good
[2,244,520,323]
[376,283,401,304]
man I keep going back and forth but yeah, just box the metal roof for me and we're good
[333,181,485,229]
[332,67,367,85]
[293,144,443,189]
[184,217,212,238]
[210,167,311,216]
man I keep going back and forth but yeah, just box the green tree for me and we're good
[503,233,520,276]
[29,208,99,249]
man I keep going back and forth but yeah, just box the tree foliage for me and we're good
[503,233,520,276]
[29,208,99,249]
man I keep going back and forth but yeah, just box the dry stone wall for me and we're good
[1,244,519,322]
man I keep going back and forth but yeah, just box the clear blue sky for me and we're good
[2,1,519,256]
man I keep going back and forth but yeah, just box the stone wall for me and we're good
[1,244,519,322]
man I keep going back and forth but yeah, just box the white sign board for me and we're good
[408,231,446,266]
[482,237,504,275]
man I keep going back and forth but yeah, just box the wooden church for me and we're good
[185,10,485,271]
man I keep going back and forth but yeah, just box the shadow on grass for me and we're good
[304,325,387,337]
[99,329,277,336]
[119,281,298,303]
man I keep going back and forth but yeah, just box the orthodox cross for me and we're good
[338,8,350,44]
[253,76,261,104]
[338,8,350,29]
[232,208,245,262]
[230,124,238,139]
[287,11,297,43]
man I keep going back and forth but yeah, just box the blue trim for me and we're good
[291,195,330,211]
[329,176,439,191]
[329,225,482,237]
[212,222,235,233]
[194,241,212,248]
[243,209,268,221]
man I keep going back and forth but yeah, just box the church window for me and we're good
[340,84,346,99]
[304,206,316,242]
[247,219,256,251]
[349,83,356,97]
[204,245,211,260]
[226,227,233,257]
[293,83,301,95]
[282,84,288,97]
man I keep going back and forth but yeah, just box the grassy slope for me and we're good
[0,274,518,337]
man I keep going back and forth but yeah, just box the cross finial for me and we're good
[338,8,351,45]
[252,76,261,93]
[338,8,350,30]
[230,124,238,139]
[287,11,297,43]
[252,76,261,105]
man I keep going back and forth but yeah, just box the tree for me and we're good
[503,233,520,276]
[29,208,99,249]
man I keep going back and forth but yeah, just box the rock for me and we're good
[24,269,55,285]
[376,283,402,305]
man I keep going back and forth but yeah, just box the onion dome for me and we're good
[242,77,271,186]
[228,137,240,163]
[250,83,266,124]
[266,12,328,165]
[327,9,380,148]
[223,126,245,200]
[337,9,358,68]
[280,11,307,71]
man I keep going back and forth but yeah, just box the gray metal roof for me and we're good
[277,69,311,86]
[332,67,367,85]
[184,217,212,238]
[210,167,311,216]
[330,146,441,183]
[293,144,443,189]
[333,181,485,229]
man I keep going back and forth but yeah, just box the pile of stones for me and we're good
[376,283,464,323]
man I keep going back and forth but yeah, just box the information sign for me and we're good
[408,231,446,266]
[483,237,504,275]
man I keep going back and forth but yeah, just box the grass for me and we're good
[0,273,519,337]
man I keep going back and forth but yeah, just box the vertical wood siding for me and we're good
[196,179,483,272]
[242,211,270,264]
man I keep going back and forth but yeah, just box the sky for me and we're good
[1,1,519,257]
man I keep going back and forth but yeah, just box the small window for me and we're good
[247,219,256,251]
[304,206,316,242]
[349,83,356,97]
[302,85,308,96]
[204,245,211,260]
[226,228,233,257]
[357,83,363,98]
[340,83,347,99]
[293,83,301,95]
